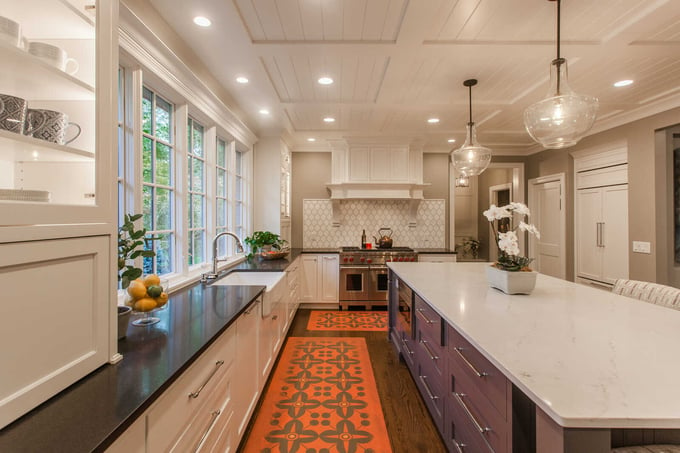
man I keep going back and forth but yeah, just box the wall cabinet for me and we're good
[576,177,629,286]
[299,254,339,304]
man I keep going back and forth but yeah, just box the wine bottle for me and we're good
[361,229,366,248]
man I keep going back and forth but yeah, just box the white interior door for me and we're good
[528,175,566,279]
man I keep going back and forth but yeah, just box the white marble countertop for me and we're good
[388,262,680,429]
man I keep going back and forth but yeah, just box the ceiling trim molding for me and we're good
[118,4,258,147]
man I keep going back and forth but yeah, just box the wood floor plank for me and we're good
[239,308,447,452]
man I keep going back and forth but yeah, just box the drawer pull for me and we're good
[401,337,415,356]
[194,409,221,452]
[416,308,435,325]
[454,392,490,434]
[418,375,439,401]
[453,439,467,453]
[454,347,488,378]
[244,299,261,315]
[419,339,439,361]
[189,360,224,399]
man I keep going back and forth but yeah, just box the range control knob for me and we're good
[360,257,365,263]
[367,258,372,264]
[343,257,348,263]
[386,258,392,262]
[410,257,416,262]
[349,257,354,262]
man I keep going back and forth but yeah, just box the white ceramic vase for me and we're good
[486,265,537,295]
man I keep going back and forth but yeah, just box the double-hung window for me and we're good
[216,137,232,256]
[187,117,206,267]
[234,149,247,241]
[141,87,175,276]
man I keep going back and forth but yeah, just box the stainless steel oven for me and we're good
[339,247,417,309]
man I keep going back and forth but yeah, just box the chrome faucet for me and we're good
[202,231,245,281]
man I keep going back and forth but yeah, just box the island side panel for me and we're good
[536,407,610,453]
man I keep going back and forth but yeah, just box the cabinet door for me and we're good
[0,0,116,227]
[319,254,339,303]
[299,255,319,302]
[234,299,261,439]
[602,185,629,284]
[576,188,603,281]
[0,236,110,429]
[348,147,370,182]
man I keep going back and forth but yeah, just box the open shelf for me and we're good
[0,129,94,162]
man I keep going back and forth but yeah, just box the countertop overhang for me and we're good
[388,261,680,429]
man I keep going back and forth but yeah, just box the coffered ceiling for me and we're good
[146,0,680,154]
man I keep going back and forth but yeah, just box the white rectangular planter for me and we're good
[486,265,537,295]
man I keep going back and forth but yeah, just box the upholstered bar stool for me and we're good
[610,280,680,452]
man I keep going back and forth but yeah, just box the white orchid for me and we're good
[483,204,512,221]
[486,202,540,271]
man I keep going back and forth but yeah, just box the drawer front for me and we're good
[147,328,236,452]
[448,324,507,417]
[400,329,417,371]
[414,294,443,346]
[451,371,509,453]
[416,360,446,432]
[447,393,494,453]
[416,328,445,379]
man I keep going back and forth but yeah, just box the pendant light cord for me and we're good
[468,84,473,126]
[553,0,563,94]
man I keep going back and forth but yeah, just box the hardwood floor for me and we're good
[239,308,447,452]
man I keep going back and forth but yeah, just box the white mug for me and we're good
[0,16,21,48]
[27,41,79,75]
[27,108,82,145]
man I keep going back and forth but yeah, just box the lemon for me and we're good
[134,297,157,312]
[155,292,169,308]
[143,274,161,288]
[147,285,163,298]
[127,280,147,300]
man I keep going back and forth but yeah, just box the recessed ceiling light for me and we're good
[236,76,249,84]
[427,118,440,124]
[259,109,270,115]
[193,16,211,27]
[614,79,634,87]
[447,139,456,143]
[318,77,334,85]
[307,138,316,142]
[323,117,335,123]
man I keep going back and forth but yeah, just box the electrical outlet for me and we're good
[632,241,651,254]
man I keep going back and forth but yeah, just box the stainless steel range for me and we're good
[339,246,418,310]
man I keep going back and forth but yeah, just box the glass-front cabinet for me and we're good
[0,0,117,430]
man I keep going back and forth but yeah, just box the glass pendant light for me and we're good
[524,0,598,149]
[455,175,470,188]
[451,79,492,177]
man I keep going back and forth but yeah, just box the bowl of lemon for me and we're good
[125,274,169,326]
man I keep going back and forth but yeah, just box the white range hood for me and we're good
[326,138,430,226]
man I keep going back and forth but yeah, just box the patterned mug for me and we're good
[0,93,28,134]
[26,108,82,145]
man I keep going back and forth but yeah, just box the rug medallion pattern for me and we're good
[306,311,388,332]
[243,337,392,453]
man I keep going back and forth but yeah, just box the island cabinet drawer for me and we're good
[414,294,443,346]
[398,328,417,372]
[448,324,508,418]
[146,327,236,452]
[446,392,495,453]
[450,371,510,453]
[416,327,445,379]
[416,359,446,432]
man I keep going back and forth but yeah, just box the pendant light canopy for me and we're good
[451,79,492,177]
[523,0,598,149]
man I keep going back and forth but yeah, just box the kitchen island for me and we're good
[388,262,680,452]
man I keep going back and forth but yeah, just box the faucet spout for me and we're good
[202,231,244,281]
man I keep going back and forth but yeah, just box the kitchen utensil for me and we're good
[373,228,393,249]
[27,41,79,75]
[0,93,27,134]
[26,108,81,145]
[0,16,21,48]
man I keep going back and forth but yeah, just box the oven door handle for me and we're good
[340,266,370,271]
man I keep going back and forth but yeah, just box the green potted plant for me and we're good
[244,231,288,260]
[117,213,156,338]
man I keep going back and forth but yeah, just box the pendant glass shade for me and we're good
[524,60,598,149]
[450,122,492,177]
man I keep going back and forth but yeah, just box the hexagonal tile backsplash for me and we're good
[302,199,445,249]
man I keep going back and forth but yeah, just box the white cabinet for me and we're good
[300,254,339,304]
[234,298,261,439]
[347,145,410,182]
[284,256,300,332]
[418,254,457,263]
[258,279,285,382]
[576,185,629,285]
[105,416,145,453]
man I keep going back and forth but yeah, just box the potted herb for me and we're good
[244,231,288,260]
[117,213,156,338]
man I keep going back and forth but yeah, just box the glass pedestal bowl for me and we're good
[126,277,169,327]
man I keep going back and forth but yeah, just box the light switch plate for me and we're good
[632,241,651,254]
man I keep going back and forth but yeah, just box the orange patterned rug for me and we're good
[306,311,388,332]
[243,337,393,453]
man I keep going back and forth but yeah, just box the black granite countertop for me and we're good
[233,248,303,271]
[0,262,291,452]
[300,248,340,254]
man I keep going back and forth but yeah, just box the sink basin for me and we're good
[212,271,285,291]
[212,272,286,317]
